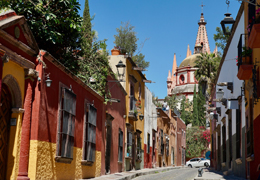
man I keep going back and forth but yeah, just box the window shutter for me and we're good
[61,88,76,159]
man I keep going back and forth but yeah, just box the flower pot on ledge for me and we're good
[237,64,253,80]
[249,24,260,48]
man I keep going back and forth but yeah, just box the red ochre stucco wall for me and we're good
[105,75,126,174]
[28,51,105,179]
[144,144,153,168]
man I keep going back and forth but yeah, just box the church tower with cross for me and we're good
[167,4,218,109]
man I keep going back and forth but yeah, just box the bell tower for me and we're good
[194,3,210,54]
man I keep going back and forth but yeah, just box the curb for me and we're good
[85,166,186,180]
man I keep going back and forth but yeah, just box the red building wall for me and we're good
[144,145,153,168]
[176,117,186,166]
[30,51,105,151]
[105,75,126,174]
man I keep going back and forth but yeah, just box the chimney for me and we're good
[111,48,120,55]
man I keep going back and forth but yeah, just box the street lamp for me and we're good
[116,60,126,81]
[220,0,235,35]
[45,74,52,87]
[216,88,224,100]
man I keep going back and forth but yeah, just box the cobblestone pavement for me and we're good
[133,168,198,180]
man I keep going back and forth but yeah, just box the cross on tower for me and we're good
[201,1,205,14]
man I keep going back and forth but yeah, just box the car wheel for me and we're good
[188,164,192,168]
[204,162,209,167]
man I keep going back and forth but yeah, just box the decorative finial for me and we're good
[226,0,230,12]
[201,1,205,14]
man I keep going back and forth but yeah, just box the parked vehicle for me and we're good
[186,157,210,168]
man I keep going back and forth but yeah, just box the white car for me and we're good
[186,157,210,168]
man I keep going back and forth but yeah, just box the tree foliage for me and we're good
[114,21,149,69]
[180,96,193,125]
[194,52,221,96]
[78,0,110,98]
[165,94,179,110]
[213,27,230,52]
[132,53,149,70]
[2,0,82,74]
[192,84,198,124]
[186,126,210,158]
[196,85,206,127]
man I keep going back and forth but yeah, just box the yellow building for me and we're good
[109,49,150,171]
[0,10,39,180]
[240,1,260,179]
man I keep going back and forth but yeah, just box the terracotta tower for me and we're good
[194,12,210,54]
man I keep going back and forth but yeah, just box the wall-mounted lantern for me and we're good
[209,112,214,120]
[116,60,126,81]
[45,74,52,87]
[139,113,144,120]
[216,88,224,100]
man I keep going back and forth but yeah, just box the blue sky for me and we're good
[78,0,241,99]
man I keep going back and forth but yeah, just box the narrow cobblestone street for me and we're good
[133,168,198,180]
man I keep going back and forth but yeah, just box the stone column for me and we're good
[17,69,38,180]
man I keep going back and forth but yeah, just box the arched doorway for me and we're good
[0,84,12,180]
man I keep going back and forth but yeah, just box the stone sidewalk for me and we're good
[193,168,247,180]
[84,166,184,180]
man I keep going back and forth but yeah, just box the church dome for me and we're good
[179,54,201,68]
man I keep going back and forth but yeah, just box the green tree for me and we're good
[196,85,206,127]
[78,0,110,98]
[192,84,198,125]
[165,94,179,110]
[114,21,138,56]
[2,0,82,74]
[132,53,149,70]
[213,26,230,52]
[114,21,149,69]
[186,126,210,158]
[194,52,221,96]
[180,96,193,125]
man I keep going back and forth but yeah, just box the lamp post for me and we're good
[220,0,235,35]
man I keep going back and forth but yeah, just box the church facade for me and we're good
[167,12,217,108]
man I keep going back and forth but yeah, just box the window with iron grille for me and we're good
[83,104,97,163]
[137,136,142,160]
[118,129,123,162]
[56,88,76,162]
[166,139,169,156]
[127,131,132,157]
[160,129,164,155]
[222,125,226,162]
[147,133,150,154]
[236,108,241,159]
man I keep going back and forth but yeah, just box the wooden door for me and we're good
[0,84,12,180]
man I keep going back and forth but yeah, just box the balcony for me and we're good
[249,24,260,49]
[128,95,138,121]
[237,63,253,80]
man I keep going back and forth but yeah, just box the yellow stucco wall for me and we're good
[125,59,145,149]
[3,60,25,180]
[6,113,23,180]
[28,140,101,180]
[2,60,25,103]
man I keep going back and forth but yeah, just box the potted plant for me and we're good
[237,46,254,80]
[127,146,131,157]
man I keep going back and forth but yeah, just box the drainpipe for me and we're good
[17,69,38,180]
